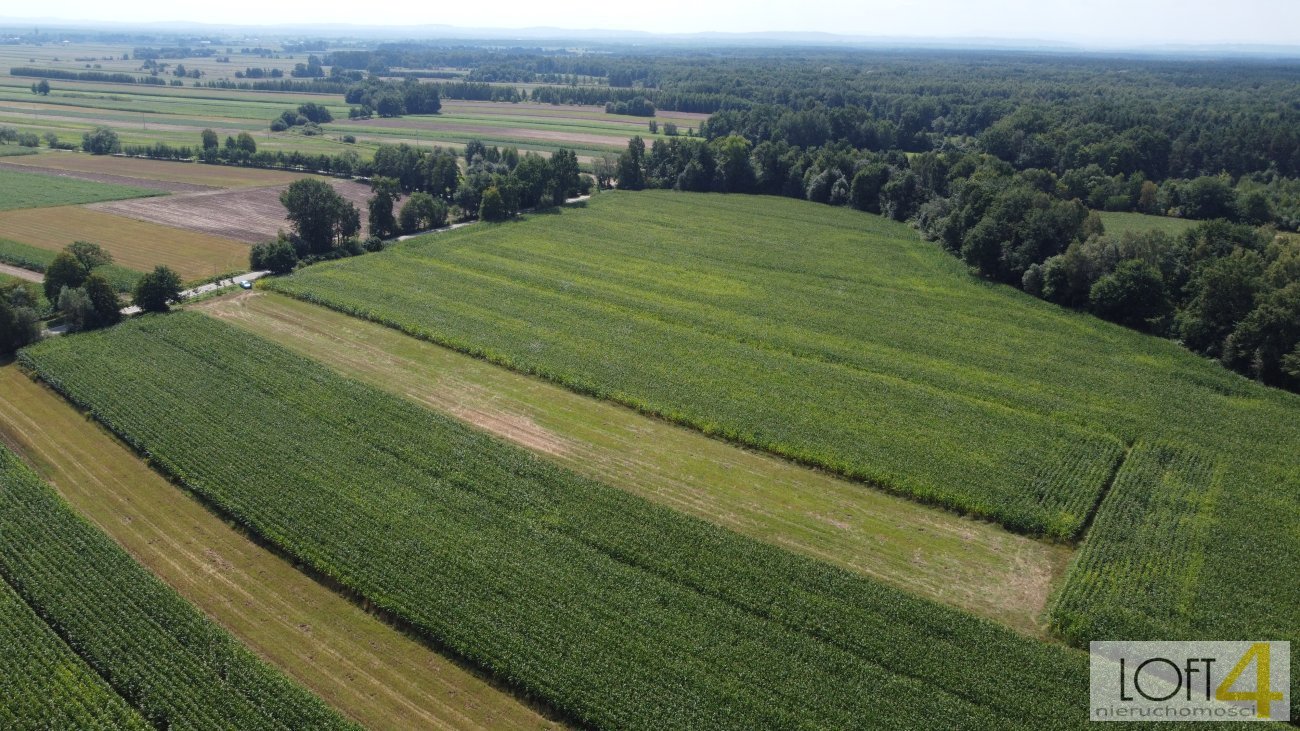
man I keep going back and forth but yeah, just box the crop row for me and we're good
[1050,442,1299,719]
[0,575,147,730]
[270,203,1124,539]
[271,191,1300,664]
[20,312,1096,730]
[0,445,356,730]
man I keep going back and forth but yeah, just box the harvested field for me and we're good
[0,160,215,193]
[0,152,307,188]
[0,206,249,280]
[0,366,565,731]
[93,179,383,244]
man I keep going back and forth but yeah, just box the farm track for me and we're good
[0,263,41,282]
[0,365,567,731]
[199,291,1074,636]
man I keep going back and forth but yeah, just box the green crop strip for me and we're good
[0,445,357,730]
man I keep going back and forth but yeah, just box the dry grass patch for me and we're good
[0,206,249,280]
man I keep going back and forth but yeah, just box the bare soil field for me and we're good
[0,206,249,279]
[0,152,308,188]
[0,366,566,731]
[91,179,383,244]
[0,160,215,193]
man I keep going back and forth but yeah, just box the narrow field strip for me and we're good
[0,440,355,730]
[0,206,249,280]
[0,165,162,210]
[19,313,1096,730]
[201,291,1074,636]
[0,366,567,731]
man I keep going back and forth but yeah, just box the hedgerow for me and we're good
[20,312,1096,730]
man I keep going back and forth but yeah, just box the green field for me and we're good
[1097,211,1199,237]
[0,577,148,729]
[200,291,1074,634]
[0,444,354,729]
[20,312,1097,730]
[0,66,692,161]
[0,236,142,292]
[268,191,1300,693]
[274,192,1126,539]
[0,165,161,210]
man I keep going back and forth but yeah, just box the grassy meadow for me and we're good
[1097,210,1200,237]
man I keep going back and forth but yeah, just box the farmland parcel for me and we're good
[21,312,1096,729]
[267,191,1299,708]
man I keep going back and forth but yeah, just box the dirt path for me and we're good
[0,366,566,731]
[199,292,1074,637]
[0,263,41,282]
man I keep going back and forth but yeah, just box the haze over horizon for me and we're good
[4,0,1299,49]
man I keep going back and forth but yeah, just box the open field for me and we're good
[200,291,1072,634]
[0,68,695,160]
[270,191,1300,685]
[20,312,1097,730]
[0,158,216,192]
[0,164,162,209]
[93,178,380,243]
[0,236,143,291]
[1097,210,1200,237]
[0,442,354,730]
[0,150,309,187]
[274,193,1125,539]
[0,205,248,279]
[0,366,566,731]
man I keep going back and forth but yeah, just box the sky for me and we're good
[5,0,1300,47]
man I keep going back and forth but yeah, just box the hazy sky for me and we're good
[7,0,1300,47]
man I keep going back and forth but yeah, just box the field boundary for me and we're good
[5,364,574,729]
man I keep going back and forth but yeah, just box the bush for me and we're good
[250,237,300,275]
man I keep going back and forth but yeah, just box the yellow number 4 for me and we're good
[1216,643,1284,718]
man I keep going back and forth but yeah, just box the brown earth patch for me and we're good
[90,179,385,244]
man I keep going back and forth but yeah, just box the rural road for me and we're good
[119,270,269,316]
[0,263,42,283]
